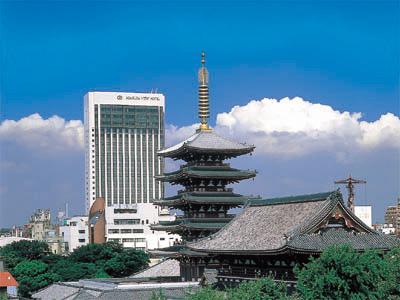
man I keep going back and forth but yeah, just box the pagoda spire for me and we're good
[198,51,211,131]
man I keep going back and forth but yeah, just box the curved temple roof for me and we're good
[156,165,256,183]
[158,130,255,159]
[153,191,250,206]
[187,190,400,254]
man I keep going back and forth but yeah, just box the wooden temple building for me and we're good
[151,52,257,242]
[180,190,399,286]
[148,53,399,287]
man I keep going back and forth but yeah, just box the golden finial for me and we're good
[198,51,211,131]
[201,51,205,65]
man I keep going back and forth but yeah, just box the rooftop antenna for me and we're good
[335,175,366,212]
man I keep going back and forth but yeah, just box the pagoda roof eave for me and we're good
[156,168,257,183]
[153,192,253,206]
[158,145,255,159]
[153,198,246,206]
[157,131,255,158]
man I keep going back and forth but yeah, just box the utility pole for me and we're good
[335,175,366,212]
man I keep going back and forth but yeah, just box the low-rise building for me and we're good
[60,216,89,252]
[383,197,400,237]
[385,205,397,227]
[354,205,372,228]
[0,259,18,298]
[30,209,51,241]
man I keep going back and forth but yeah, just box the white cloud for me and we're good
[214,97,400,156]
[0,113,84,153]
[2,98,398,158]
[359,113,400,148]
[165,123,200,146]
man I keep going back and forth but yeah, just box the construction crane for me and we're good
[335,175,366,212]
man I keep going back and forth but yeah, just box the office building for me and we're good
[60,216,89,252]
[84,92,177,249]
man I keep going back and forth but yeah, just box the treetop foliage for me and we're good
[294,244,400,300]
[0,240,149,298]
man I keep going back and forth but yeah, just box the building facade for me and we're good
[84,92,177,249]
[30,209,51,241]
[383,197,400,237]
[60,216,89,252]
[353,205,372,228]
[385,205,398,226]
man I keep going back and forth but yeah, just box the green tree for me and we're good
[103,249,149,277]
[68,241,123,266]
[228,277,289,300]
[49,258,98,281]
[384,247,400,299]
[295,245,390,300]
[0,240,49,269]
[12,260,61,298]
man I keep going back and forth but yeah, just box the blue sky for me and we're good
[1,1,398,122]
[0,1,399,227]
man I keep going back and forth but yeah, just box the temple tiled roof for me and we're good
[187,190,400,254]
[32,283,81,299]
[130,259,180,279]
[32,281,200,300]
[158,130,254,158]
[287,228,400,253]
[153,191,250,206]
[156,165,256,182]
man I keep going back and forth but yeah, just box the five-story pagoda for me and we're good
[151,53,256,242]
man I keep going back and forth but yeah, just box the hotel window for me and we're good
[114,219,140,225]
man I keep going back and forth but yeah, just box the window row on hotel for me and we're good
[91,104,164,205]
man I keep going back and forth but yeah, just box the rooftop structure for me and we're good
[32,278,199,300]
[0,236,32,248]
[151,53,256,242]
[177,190,399,285]
[334,175,366,212]
[130,259,180,280]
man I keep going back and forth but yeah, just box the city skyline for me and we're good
[1,1,399,227]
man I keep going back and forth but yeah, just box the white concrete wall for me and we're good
[354,205,372,228]
[60,216,89,252]
[105,204,179,250]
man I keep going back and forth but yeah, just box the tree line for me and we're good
[1,241,399,299]
[0,240,149,298]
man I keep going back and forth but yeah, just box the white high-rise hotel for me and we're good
[84,92,176,249]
